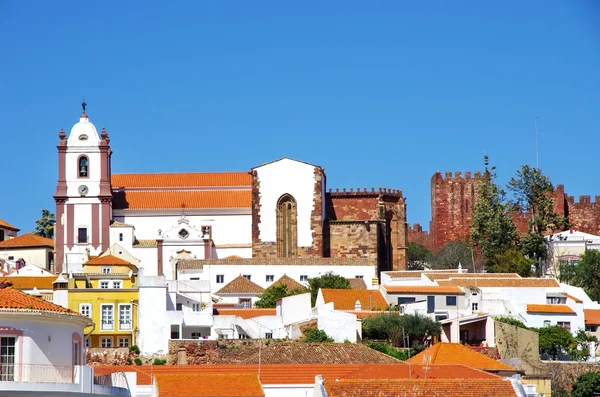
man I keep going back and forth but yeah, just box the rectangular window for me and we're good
[0,230,4,241]
[113,280,122,289]
[435,314,448,322]
[192,303,200,312]
[191,332,202,339]
[240,299,251,308]
[398,297,416,305]
[73,341,81,366]
[472,303,479,311]
[101,305,114,331]
[216,275,224,284]
[266,275,274,282]
[119,304,132,330]
[355,275,364,279]
[446,296,457,306]
[0,337,16,381]
[78,228,88,244]
[80,303,92,317]
[176,303,183,311]
[101,266,112,274]
[119,233,123,242]
[7,256,14,261]
[100,337,112,348]
[100,281,110,289]
[300,275,308,282]
[85,338,91,348]
[558,321,571,331]
[243,275,251,281]
[190,277,200,280]
[118,337,130,348]
[265,332,273,339]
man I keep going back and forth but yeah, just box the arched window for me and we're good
[277,194,297,258]
[78,156,89,178]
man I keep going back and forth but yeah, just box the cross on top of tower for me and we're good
[82,99,87,114]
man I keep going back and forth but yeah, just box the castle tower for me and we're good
[54,107,112,273]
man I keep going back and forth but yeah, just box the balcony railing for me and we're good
[0,364,76,383]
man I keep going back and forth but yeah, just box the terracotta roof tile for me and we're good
[132,239,158,247]
[348,310,398,319]
[527,304,576,314]
[216,275,265,295]
[84,255,133,266]
[112,190,251,210]
[178,257,375,268]
[565,293,583,303]
[384,285,465,295]
[426,273,521,281]
[347,278,367,290]
[110,220,135,228]
[111,172,252,188]
[155,373,263,397]
[213,308,276,319]
[0,233,53,249]
[408,343,516,372]
[0,286,77,314]
[0,219,19,231]
[585,309,600,325]
[0,277,55,290]
[271,274,305,291]
[326,378,517,397]
[321,289,389,311]
[338,363,501,380]
[437,278,560,288]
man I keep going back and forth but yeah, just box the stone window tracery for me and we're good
[277,194,297,258]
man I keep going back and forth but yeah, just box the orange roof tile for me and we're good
[155,373,264,397]
[565,293,583,303]
[0,286,76,314]
[326,379,517,397]
[0,233,53,249]
[437,278,560,288]
[84,255,133,266]
[348,310,399,319]
[585,309,600,325]
[425,272,521,281]
[407,343,516,372]
[0,276,55,290]
[384,285,464,295]
[271,274,305,291]
[527,304,576,314]
[338,364,500,380]
[213,308,276,319]
[111,172,252,188]
[216,275,265,295]
[347,278,367,290]
[112,190,251,210]
[0,218,19,231]
[320,289,389,311]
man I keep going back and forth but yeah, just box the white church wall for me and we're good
[132,247,158,276]
[254,159,317,248]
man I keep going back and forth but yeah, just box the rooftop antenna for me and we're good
[535,117,539,168]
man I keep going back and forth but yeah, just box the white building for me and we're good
[0,218,19,242]
[0,233,55,272]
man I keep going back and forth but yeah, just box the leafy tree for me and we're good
[302,327,333,343]
[557,259,578,287]
[494,316,528,330]
[34,209,55,239]
[407,242,433,270]
[559,250,600,301]
[362,313,441,347]
[571,371,600,397]
[470,156,518,269]
[430,241,475,272]
[367,342,409,361]
[507,165,566,275]
[487,249,532,277]
[307,272,350,306]
[254,284,307,308]
[534,325,574,360]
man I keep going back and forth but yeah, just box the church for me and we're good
[53,109,408,284]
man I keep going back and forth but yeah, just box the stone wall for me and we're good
[408,223,433,250]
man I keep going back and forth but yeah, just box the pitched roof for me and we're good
[527,304,576,314]
[0,276,55,290]
[384,285,464,295]
[339,363,500,380]
[0,233,53,249]
[132,239,158,247]
[437,278,560,288]
[112,190,252,210]
[178,257,374,268]
[109,220,135,228]
[347,278,367,290]
[0,219,19,231]
[320,289,389,311]
[84,255,133,266]
[216,275,265,295]
[584,309,600,325]
[426,273,521,281]
[407,343,516,372]
[0,286,76,314]
[111,172,252,188]
[241,342,402,365]
[326,379,517,397]
[565,293,583,303]
[271,274,305,291]
[154,373,263,397]
[213,308,276,319]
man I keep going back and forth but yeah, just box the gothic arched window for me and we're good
[78,156,89,178]
[277,194,297,258]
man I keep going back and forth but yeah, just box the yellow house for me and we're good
[67,254,138,348]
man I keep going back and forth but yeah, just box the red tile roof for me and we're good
[216,275,265,295]
[384,285,464,295]
[527,304,576,314]
[155,373,263,397]
[437,278,560,288]
[585,309,600,325]
[347,278,367,290]
[0,276,55,290]
[112,190,252,210]
[0,286,76,314]
[213,308,276,319]
[339,364,500,380]
[565,293,583,303]
[84,255,133,266]
[320,289,389,311]
[408,343,515,372]
[271,274,305,291]
[111,172,252,188]
[0,219,19,231]
[0,233,53,249]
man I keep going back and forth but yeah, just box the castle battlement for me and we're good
[328,187,403,198]
[432,171,482,182]
[566,195,600,205]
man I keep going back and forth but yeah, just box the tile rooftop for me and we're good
[0,233,53,249]
[84,255,133,266]
[383,285,465,294]
[526,304,576,314]
[321,289,389,311]
[0,286,78,314]
[155,373,263,397]
[111,172,252,188]
[216,275,265,295]
[0,276,55,290]
[112,190,251,210]
[408,343,516,372]
[0,218,19,231]
[584,309,600,325]
[436,278,560,288]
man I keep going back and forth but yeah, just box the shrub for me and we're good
[302,327,333,343]
[366,342,407,361]
[134,358,142,366]
[153,358,167,365]
[129,345,140,355]
[126,358,132,364]
[494,316,528,329]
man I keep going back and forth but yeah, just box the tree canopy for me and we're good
[301,327,333,343]
[407,242,433,270]
[362,312,441,347]
[558,250,600,301]
[34,209,55,239]
[487,249,532,277]
[571,371,600,397]
[307,272,350,306]
[254,283,307,308]
[534,325,574,359]
[430,241,475,272]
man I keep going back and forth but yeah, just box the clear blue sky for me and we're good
[1,1,599,233]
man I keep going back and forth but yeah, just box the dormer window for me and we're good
[79,156,89,177]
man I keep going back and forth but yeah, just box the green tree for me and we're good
[254,284,307,308]
[362,313,441,347]
[508,165,566,275]
[470,155,518,269]
[307,272,350,306]
[487,249,532,277]
[34,209,55,239]
[302,327,333,342]
[407,242,433,270]
[571,371,600,397]
[534,325,574,359]
[562,250,600,301]
[430,241,475,272]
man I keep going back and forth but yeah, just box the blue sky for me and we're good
[1,1,599,233]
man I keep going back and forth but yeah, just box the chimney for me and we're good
[177,347,187,365]
[354,300,362,311]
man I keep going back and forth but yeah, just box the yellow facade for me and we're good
[67,261,139,348]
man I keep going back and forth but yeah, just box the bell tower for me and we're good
[54,103,112,273]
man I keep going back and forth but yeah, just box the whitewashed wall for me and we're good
[316,305,357,342]
[0,247,52,269]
